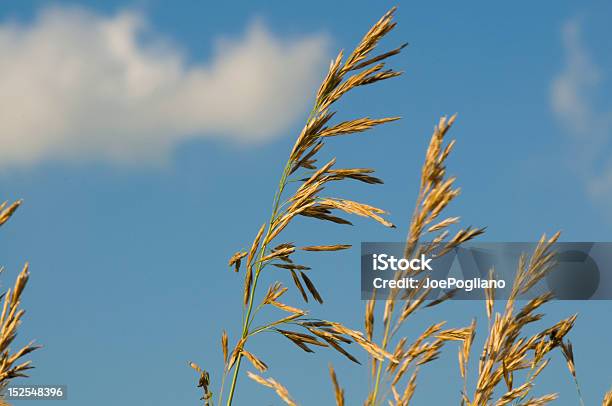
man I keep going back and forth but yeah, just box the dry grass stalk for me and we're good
[403,115,485,259]
[190,362,213,406]
[509,393,558,406]
[0,200,38,395]
[300,244,352,252]
[221,331,229,367]
[328,364,345,406]
[485,269,495,321]
[462,233,584,406]
[0,264,37,384]
[359,116,578,406]
[187,6,588,406]
[190,7,410,406]
[228,252,247,273]
[246,372,296,406]
[365,116,484,406]
[0,201,22,227]
[242,350,267,373]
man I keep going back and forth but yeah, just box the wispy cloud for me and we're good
[551,18,612,201]
[0,6,328,168]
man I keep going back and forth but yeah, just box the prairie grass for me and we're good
[189,7,611,406]
[0,6,608,406]
[0,200,38,401]
[358,115,585,405]
[191,7,405,405]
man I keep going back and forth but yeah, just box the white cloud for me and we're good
[0,7,328,167]
[551,18,612,201]
[551,20,602,136]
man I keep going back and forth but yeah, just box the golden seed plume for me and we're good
[328,364,345,406]
[242,350,268,372]
[221,330,229,366]
[300,244,352,252]
[228,251,247,273]
[247,372,297,406]
[0,200,22,226]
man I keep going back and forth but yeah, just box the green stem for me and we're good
[225,160,293,406]
[224,102,320,406]
[371,313,393,405]
[217,368,227,405]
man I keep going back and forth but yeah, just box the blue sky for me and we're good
[1,1,611,405]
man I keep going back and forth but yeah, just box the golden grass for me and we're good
[188,6,612,406]
[328,364,345,406]
[246,371,296,406]
[361,114,485,406]
[189,7,409,406]
[0,7,607,406]
[0,200,38,397]
[358,103,587,406]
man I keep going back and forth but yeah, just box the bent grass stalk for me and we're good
[191,7,407,406]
